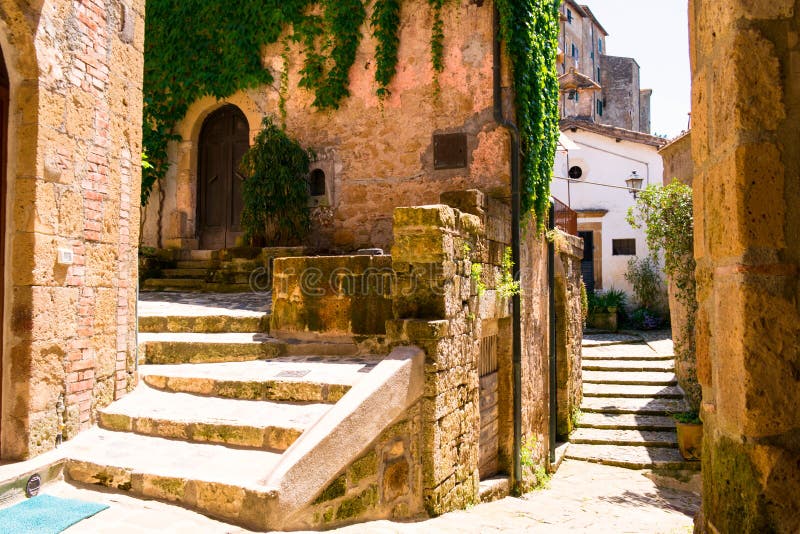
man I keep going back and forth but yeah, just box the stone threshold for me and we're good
[0,448,66,509]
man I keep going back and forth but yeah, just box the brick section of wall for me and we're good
[1,0,143,460]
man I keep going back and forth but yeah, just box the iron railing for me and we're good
[552,197,578,236]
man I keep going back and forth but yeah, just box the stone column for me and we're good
[690,0,800,531]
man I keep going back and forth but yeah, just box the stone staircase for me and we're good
[61,291,420,530]
[566,336,700,471]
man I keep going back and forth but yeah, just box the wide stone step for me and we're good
[140,358,375,403]
[161,268,210,279]
[143,278,207,291]
[578,412,676,431]
[582,344,668,360]
[583,383,684,399]
[581,396,688,416]
[138,332,282,364]
[565,443,698,470]
[138,314,269,334]
[99,385,330,451]
[175,260,216,270]
[571,428,677,448]
[583,370,678,386]
[582,359,675,372]
[65,428,277,527]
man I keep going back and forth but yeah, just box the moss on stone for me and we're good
[335,484,378,520]
[313,474,346,504]
[347,450,378,486]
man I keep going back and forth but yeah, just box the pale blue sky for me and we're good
[584,0,691,138]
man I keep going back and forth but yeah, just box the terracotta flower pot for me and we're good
[676,422,703,461]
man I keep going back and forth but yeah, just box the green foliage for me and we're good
[371,0,401,98]
[239,117,312,245]
[428,0,447,75]
[624,256,665,311]
[497,247,521,298]
[496,0,561,228]
[471,263,486,296]
[589,288,627,313]
[626,180,695,312]
[627,307,665,330]
[672,410,701,425]
[142,0,366,205]
[579,280,589,323]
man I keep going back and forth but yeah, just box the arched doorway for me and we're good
[197,105,249,249]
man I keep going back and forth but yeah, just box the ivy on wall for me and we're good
[496,0,561,228]
[371,0,401,97]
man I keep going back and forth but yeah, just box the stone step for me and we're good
[583,383,684,399]
[143,278,207,291]
[138,314,269,334]
[99,385,330,451]
[582,352,673,362]
[140,358,375,403]
[138,333,361,364]
[578,412,677,431]
[582,360,675,372]
[161,268,210,279]
[565,443,699,470]
[582,344,667,359]
[65,428,277,527]
[583,370,678,386]
[581,397,688,416]
[570,428,677,448]
[175,260,216,270]
[138,332,282,364]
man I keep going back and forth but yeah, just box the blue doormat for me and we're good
[0,494,109,534]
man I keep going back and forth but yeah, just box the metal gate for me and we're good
[478,334,499,479]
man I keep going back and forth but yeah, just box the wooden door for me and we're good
[479,334,499,479]
[578,231,595,294]
[198,105,249,249]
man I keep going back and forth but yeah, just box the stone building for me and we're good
[0,0,143,460]
[140,0,513,254]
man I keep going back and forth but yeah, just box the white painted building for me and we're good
[553,119,666,300]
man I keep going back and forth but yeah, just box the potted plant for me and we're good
[587,289,627,331]
[673,411,703,461]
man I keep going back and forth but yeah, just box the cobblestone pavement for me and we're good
[48,460,698,533]
[138,291,272,317]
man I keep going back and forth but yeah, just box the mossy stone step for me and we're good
[142,278,207,291]
[161,268,210,279]
[583,383,684,399]
[98,385,331,451]
[138,333,282,364]
[565,443,699,470]
[138,314,269,334]
[583,370,678,386]
[570,428,678,448]
[577,413,676,431]
[581,396,688,416]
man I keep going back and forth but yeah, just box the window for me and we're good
[567,9,573,23]
[597,66,601,80]
[571,44,578,58]
[598,38,603,52]
[309,168,326,197]
[596,99,603,116]
[568,166,583,179]
[612,239,636,256]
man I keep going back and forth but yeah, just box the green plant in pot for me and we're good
[587,288,627,331]
[673,411,703,461]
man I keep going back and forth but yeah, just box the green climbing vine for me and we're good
[142,0,366,205]
[371,0,401,98]
[428,0,447,74]
[496,0,561,228]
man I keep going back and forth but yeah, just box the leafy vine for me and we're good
[428,0,446,74]
[371,0,401,98]
[496,0,561,228]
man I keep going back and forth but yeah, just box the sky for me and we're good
[583,0,691,139]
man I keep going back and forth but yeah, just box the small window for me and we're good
[309,169,326,197]
[597,66,601,80]
[568,166,583,179]
[571,44,578,58]
[567,9,573,23]
[612,239,636,256]
[598,38,603,53]
[596,99,603,116]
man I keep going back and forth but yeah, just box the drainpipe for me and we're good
[493,5,523,489]
[548,203,557,464]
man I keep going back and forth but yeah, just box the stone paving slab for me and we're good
[582,343,669,359]
[583,383,684,399]
[583,370,678,385]
[565,444,698,471]
[100,385,330,450]
[139,292,271,317]
[581,397,688,415]
[582,333,642,346]
[571,428,678,448]
[578,413,677,431]
[66,428,280,487]
[583,359,675,372]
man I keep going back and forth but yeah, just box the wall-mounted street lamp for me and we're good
[625,170,644,199]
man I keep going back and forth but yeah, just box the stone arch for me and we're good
[147,92,265,249]
[0,1,42,459]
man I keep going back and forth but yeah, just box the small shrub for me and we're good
[239,116,312,246]
[625,256,666,311]
[672,411,701,425]
[579,280,588,323]
[627,307,665,330]
[497,247,521,298]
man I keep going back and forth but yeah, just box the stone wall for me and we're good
[554,232,584,439]
[690,0,800,531]
[599,55,641,132]
[0,0,143,460]
[141,0,513,253]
